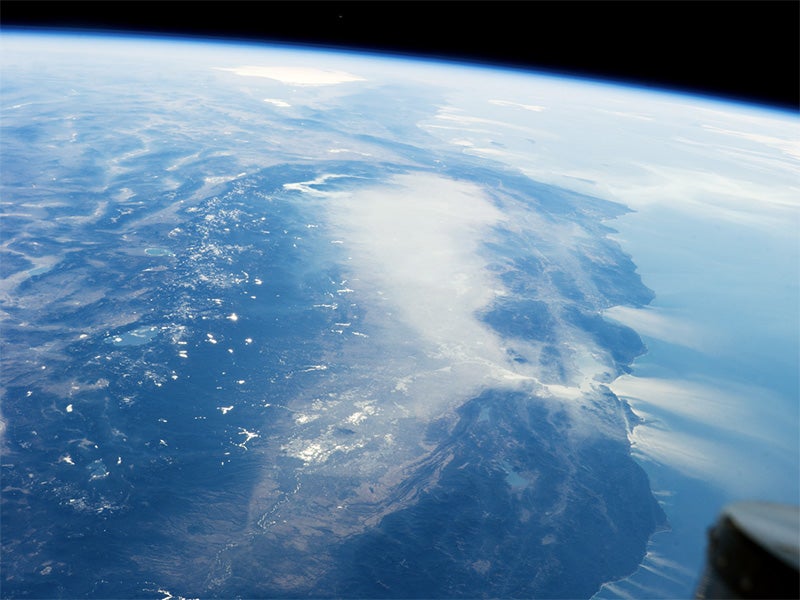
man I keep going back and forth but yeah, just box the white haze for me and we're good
[325,172,528,417]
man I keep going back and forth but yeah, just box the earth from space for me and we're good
[1,32,798,599]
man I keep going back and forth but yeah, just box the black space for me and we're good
[2,1,798,111]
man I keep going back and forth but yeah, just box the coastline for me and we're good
[592,199,799,598]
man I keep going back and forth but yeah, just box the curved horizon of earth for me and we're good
[0,32,797,599]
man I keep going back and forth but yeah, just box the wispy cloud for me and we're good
[263,98,291,107]
[701,124,800,160]
[219,66,365,85]
[489,99,546,112]
[603,305,712,352]
[614,374,799,498]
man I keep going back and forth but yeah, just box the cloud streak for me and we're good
[603,305,712,352]
[613,374,799,498]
